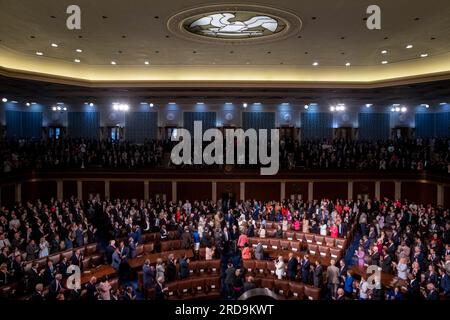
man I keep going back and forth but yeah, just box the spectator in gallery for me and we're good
[241,243,251,260]
[254,242,264,260]
[38,237,49,258]
[155,258,165,281]
[98,277,112,301]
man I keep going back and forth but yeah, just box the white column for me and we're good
[212,182,217,203]
[394,181,401,200]
[15,183,21,203]
[348,181,353,200]
[280,182,286,200]
[240,182,245,201]
[77,181,82,200]
[437,184,444,206]
[308,182,314,202]
[105,180,110,200]
[144,181,149,201]
[172,181,177,202]
[375,181,381,200]
[57,180,63,201]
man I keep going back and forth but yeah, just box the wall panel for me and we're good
[313,182,347,201]
[82,181,105,199]
[401,182,437,205]
[110,181,144,200]
[245,182,280,201]
[177,182,212,202]
[380,181,395,200]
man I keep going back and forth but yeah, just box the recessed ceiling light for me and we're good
[52,107,57,111]
[168,102,176,105]
[197,102,204,105]
[149,103,154,107]
[312,62,319,66]
[63,107,67,111]
[420,53,428,58]
[57,106,62,111]
[424,104,430,108]
[439,102,447,105]
[365,104,372,108]
[2,98,7,102]
[74,59,81,63]
[304,105,309,109]
[76,49,83,53]
[26,102,30,106]
[345,62,351,66]
[382,60,388,64]
[406,44,413,49]
[144,61,150,65]
[36,51,43,56]
[111,61,117,65]
[225,102,232,105]
[395,107,401,112]
[401,107,407,112]
[330,106,336,111]
[89,103,94,107]
[51,43,58,47]
[381,50,388,54]
[243,103,248,108]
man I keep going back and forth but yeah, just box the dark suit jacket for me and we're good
[287,258,298,276]
[167,261,177,282]
[155,283,165,300]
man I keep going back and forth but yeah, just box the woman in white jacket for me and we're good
[274,255,285,280]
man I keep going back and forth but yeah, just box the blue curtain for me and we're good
[183,112,216,134]
[6,111,42,139]
[358,113,389,140]
[67,112,99,139]
[435,112,450,137]
[301,112,332,140]
[242,112,275,130]
[415,113,435,138]
[125,112,158,143]
[415,112,450,138]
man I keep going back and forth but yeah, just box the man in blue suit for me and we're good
[111,248,121,271]
[287,252,298,280]
[301,255,310,284]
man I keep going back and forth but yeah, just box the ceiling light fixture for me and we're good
[381,50,388,54]
[401,107,407,112]
[2,98,7,102]
[76,49,83,53]
[89,102,94,107]
[382,60,388,64]
[345,62,351,66]
[365,104,372,108]
[36,51,43,56]
[406,44,413,49]
[144,61,150,65]
[51,43,58,47]
[243,103,248,108]
[439,102,447,105]
[111,61,117,65]
[63,107,67,111]
[312,62,319,66]
[52,107,57,111]
[149,103,154,108]
[330,106,335,112]
[420,53,428,58]
[26,102,30,106]
[304,105,309,109]
[74,59,80,63]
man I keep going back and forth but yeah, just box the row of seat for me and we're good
[136,259,222,291]
[248,238,343,260]
[148,276,221,300]
[249,233,347,249]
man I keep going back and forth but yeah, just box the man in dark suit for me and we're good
[179,254,189,280]
[313,260,323,288]
[26,263,42,293]
[43,260,56,286]
[300,255,310,284]
[155,276,168,300]
[85,276,98,301]
[338,259,348,286]
[30,283,45,301]
[119,241,129,261]
[246,222,255,238]
[287,252,298,281]
[71,249,84,271]
[337,221,347,238]
[47,273,64,300]
[224,263,236,298]
[166,254,177,282]
[105,240,116,264]
[424,283,439,300]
